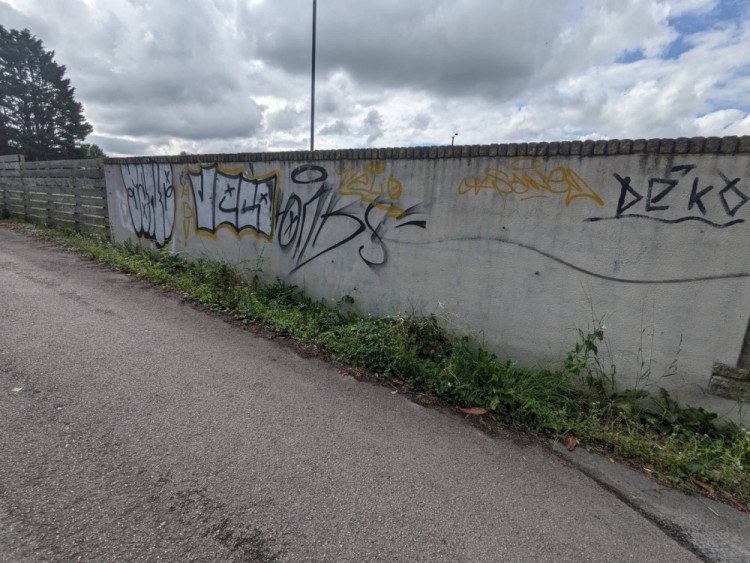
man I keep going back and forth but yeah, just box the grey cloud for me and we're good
[87,134,151,157]
[363,110,383,144]
[2,0,747,153]
[253,0,574,100]
[410,114,430,131]
[1,0,271,149]
[315,88,343,115]
[319,119,351,136]
[79,3,247,105]
[264,105,306,133]
[92,97,263,141]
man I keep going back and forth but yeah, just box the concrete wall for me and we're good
[104,136,750,419]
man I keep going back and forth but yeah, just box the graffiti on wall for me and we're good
[121,163,176,248]
[586,164,748,228]
[335,161,404,216]
[116,156,749,287]
[185,163,279,240]
[180,174,193,242]
[277,164,426,274]
[458,157,604,207]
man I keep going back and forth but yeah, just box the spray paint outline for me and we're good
[184,162,281,242]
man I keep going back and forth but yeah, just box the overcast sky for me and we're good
[2,0,749,156]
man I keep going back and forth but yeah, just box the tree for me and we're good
[0,26,92,161]
[80,143,106,158]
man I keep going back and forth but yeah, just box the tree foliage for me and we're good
[0,26,92,161]
[80,143,106,158]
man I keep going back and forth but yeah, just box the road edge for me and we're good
[550,440,750,562]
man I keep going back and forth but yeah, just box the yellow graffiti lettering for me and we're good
[458,157,604,207]
[336,161,404,216]
[180,171,193,243]
[182,201,193,241]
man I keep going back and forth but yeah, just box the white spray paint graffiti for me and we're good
[185,163,279,240]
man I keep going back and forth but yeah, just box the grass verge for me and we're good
[5,220,749,512]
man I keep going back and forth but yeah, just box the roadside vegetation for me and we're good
[4,219,749,512]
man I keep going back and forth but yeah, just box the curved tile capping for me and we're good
[104,135,750,165]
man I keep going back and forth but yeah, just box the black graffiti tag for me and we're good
[122,163,176,247]
[277,165,426,274]
[587,164,747,228]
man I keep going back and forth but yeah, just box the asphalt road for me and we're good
[0,225,702,562]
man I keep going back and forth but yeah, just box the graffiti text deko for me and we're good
[586,164,748,228]
[186,163,279,240]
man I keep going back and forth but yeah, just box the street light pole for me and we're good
[310,0,317,153]
[451,132,458,146]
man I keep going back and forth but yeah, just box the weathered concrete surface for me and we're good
[0,225,708,561]
[103,142,750,420]
[552,442,750,563]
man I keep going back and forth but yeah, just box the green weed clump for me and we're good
[9,220,750,510]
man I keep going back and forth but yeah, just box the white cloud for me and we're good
[0,0,747,155]
[695,109,746,134]
[664,0,718,17]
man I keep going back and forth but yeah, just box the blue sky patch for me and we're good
[617,49,645,63]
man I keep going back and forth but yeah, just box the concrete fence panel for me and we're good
[101,136,750,418]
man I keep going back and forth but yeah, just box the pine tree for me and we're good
[0,26,92,161]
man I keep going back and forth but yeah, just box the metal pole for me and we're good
[310,0,317,153]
